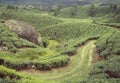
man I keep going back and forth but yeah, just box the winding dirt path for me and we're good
[19,40,96,82]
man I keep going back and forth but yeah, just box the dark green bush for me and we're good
[96,31,120,58]
[13,41,23,48]
[3,55,70,70]
[0,59,4,65]
[9,47,18,53]
[0,66,22,79]
[88,32,120,82]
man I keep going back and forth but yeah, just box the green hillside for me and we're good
[0,3,120,83]
[41,22,114,42]
[0,23,37,52]
[57,6,89,18]
[87,31,120,82]
[55,4,120,23]
[0,11,63,30]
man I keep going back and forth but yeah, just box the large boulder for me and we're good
[5,20,39,44]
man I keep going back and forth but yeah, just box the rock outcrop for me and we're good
[5,20,39,44]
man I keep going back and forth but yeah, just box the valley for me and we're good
[0,1,120,83]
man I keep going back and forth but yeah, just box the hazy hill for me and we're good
[94,0,120,4]
[0,0,90,6]
[0,0,120,6]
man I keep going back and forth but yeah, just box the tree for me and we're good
[57,5,63,12]
[53,5,63,16]
[108,4,118,14]
[54,10,58,16]
[115,14,120,22]
[89,4,97,17]
[71,4,78,17]
[6,5,18,10]
[1,11,12,20]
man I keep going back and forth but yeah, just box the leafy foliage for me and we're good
[0,11,63,31]
[0,66,22,79]
[96,31,120,58]
[42,22,114,42]
[0,4,120,83]
[0,24,37,52]
[88,31,120,82]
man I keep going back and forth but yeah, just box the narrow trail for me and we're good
[113,27,120,31]
[20,40,96,82]
[95,22,120,31]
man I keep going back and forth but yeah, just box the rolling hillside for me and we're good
[0,2,120,83]
[57,5,89,18]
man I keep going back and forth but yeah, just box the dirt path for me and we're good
[19,40,96,82]
[95,22,120,31]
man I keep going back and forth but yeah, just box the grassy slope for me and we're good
[58,5,89,19]
[0,10,63,32]
[0,23,37,51]
[87,31,120,82]
[20,40,96,82]
[0,6,119,83]
[41,22,114,42]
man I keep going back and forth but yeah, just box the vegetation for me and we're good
[87,31,120,82]
[0,1,120,83]
[0,23,37,52]
[57,5,89,18]
[96,31,120,58]
[41,22,114,42]
[0,11,63,31]
[0,46,70,71]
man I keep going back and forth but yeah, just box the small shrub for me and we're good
[9,47,18,53]
[13,41,22,48]
[0,66,22,79]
